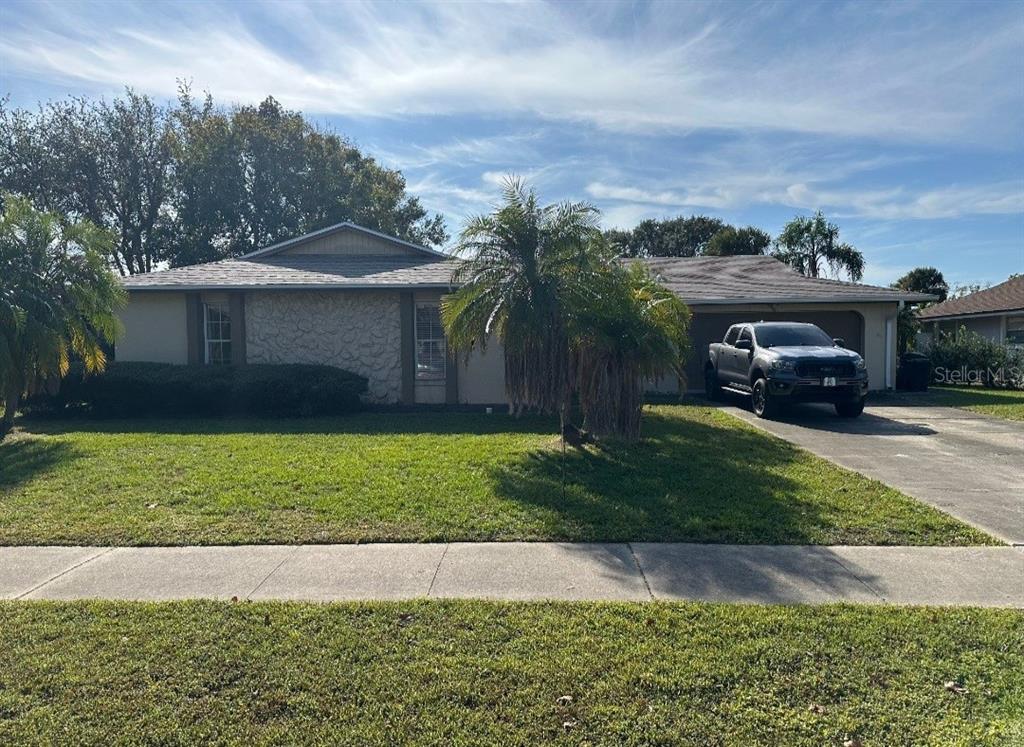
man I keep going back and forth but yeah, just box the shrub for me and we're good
[38,362,369,417]
[926,327,1024,389]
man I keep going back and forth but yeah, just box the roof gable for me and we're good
[917,275,1024,320]
[242,222,444,260]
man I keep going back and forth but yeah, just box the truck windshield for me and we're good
[755,325,835,347]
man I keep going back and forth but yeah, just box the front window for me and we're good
[1008,316,1024,346]
[415,304,446,380]
[204,302,232,365]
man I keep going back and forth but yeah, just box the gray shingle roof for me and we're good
[637,256,934,305]
[124,252,931,304]
[122,255,461,290]
[917,275,1024,319]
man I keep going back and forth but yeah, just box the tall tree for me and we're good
[0,196,125,436]
[0,89,448,273]
[892,267,948,302]
[442,178,602,431]
[168,91,446,265]
[891,266,949,353]
[158,89,245,266]
[0,92,176,275]
[605,215,726,257]
[773,211,864,281]
[704,225,771,256]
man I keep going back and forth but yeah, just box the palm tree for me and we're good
[572,261,690,440]
[441,178,603,432]
[0,195,125,437]
[774,211,864,281]
[443,179,691,441]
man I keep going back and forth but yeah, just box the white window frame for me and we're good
[414,303,446,380]
[203,301,232,365]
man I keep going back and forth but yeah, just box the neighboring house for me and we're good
[118,222,932,402]
[917,275,1024,348]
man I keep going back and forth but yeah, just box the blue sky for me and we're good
[1,0,1022,288]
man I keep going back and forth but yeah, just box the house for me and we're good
[117,222,932,403]
[916,275,1024,347]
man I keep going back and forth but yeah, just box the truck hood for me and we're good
[764,346,859,360]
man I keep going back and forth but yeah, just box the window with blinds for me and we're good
[415,304,446,380]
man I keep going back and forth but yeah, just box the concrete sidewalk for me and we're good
[724,402,1024,545]
[3,543,1022,607]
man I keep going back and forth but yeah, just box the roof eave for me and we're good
[918,306,1024,321]
[686,295,929,306]
[123,282,457,292]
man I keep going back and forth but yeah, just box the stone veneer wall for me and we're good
[246,290,402,403]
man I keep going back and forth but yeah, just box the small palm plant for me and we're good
[443,179,690,442]
[442,178,603,431]
[0,195,126,436]
[572,260,690,440]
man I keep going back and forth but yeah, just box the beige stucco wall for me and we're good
[459,340,507,404]
[245,290,402,403]
[858,302,898,390]
[115,293,188,364]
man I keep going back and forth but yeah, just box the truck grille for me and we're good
[795,361,856,378]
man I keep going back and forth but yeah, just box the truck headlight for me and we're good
[769,360,795,372]
[854,357,866,371]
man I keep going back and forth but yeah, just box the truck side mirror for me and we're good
[833,337,845,348]
[735,339,752,351]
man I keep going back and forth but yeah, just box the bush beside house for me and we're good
[927,327,1024,389]
[37,362,368,418]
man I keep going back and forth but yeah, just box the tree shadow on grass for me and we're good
[489,409,837,544]
[0,437,76,490]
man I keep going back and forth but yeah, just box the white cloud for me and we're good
[2,0,1021,144]
[373,134,545,170]
[586,167,1024,222]
[781,182,1024,220]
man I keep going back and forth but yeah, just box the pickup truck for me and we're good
[705,321,868,418]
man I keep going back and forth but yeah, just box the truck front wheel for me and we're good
[751,378,776,419]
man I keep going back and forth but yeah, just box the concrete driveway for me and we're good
[723,400,1024,545]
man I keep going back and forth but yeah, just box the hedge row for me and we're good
[40,362,369,417]
[926,327,1024,389]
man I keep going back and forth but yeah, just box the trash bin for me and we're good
[897,352,931,391]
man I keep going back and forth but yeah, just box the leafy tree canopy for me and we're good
[605,215,726,257]
[0,195,125,436]
[892,266,948,303]
[703,225,772,257]
[0,87,447,274]
[605,216,771,259]
[773,211,864,281]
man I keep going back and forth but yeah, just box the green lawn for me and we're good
[0,600,1020,745]
[924,386,1024,421]
[0,404,992,546]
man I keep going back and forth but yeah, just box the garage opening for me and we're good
[683,310,864,390]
